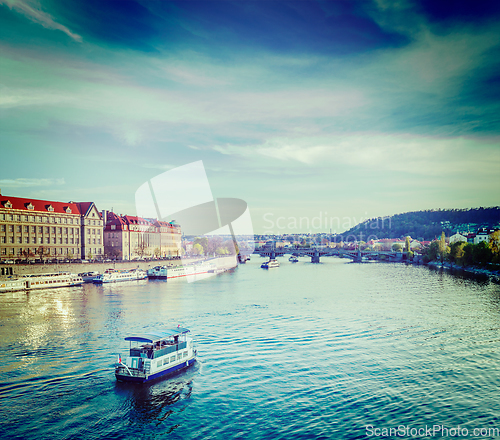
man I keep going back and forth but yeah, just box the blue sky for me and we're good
[1,0,499,234]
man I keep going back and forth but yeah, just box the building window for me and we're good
[65,238,68,244]
[53,238,56,244]
[0,237,5,243]
[76,239,79,244]
[17,225,21,232]
[0,248,5,255]
[45,227,49,233]
[8,225,13,232]
[46,238,50,244]
[38,238,43,244]
[36,216,40,222]
[88,238,91,244]
[70,238,74,244]
[98,239,101,245]
[59,238,62,244]
[38,226,42,233]
[111,225,116,230]
[31,226,35,233]
[58,228,62,234]
[0,225,4,232]
[18,237,22,243]
[23,226,28,233]
[32,238,36,244]
[28,216,34,222]
[93,239,96,244]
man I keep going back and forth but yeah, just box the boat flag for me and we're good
[118,354,121,364]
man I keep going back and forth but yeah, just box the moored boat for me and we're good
[289,255,299,263]
[79,271,99,282]
[93,268,147,283]
[115,327,197,383]
[0,272,84,292]
[261,259,280,269]
[164,261,216,279]
[147,265,169,279]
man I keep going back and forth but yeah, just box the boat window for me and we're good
[163,358,169,365]
[183,351,188,358]
[157,360,162,368]
[170,356,176,362]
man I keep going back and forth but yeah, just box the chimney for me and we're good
[102,210,108,225]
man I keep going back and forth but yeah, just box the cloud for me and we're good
[0,0,82,42]
[0,178,66,188]
[214,134,500,177]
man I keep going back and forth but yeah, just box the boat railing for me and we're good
[153,341,187,358]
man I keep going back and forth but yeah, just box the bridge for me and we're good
[253,247,405,263]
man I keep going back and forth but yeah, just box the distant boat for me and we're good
[148,261,216,279]
[115,327,196,383]
[289,255,299,263]
[261,259,280,269]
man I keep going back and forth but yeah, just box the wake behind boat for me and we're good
[115,327,197,383]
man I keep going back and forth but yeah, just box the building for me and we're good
[0,191,103,261]
[103,212,181,260]
[449,232,467,244]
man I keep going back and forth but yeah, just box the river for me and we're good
[1,258,500,439]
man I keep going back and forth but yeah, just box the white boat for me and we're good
[115,327,197,383]
[159,261,216,279]
[0,278,27,292]
[0,272,84,292]
[261,259,280,269]
[93,268,147,284]
[289,255,299,263]
[23,272,84,289]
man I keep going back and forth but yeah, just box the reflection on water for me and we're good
[1,260,500,439]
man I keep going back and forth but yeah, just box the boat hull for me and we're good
[115,358,196,383]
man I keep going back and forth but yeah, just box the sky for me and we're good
[1,0,499,235]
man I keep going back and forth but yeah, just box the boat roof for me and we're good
[124,328,190,343]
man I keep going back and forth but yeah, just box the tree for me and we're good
[438,232,449,264]
[449,242,466,265]
[392,243,403,252]
[135,240,147,258]
[154,247,161,259]
[405,236,411,253]
[194,237,208,255]
[490,230,500,263]
[37,246,49,262]
[192,243,203,255]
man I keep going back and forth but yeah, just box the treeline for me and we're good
[338,207,500,241]
[422,232,500,267]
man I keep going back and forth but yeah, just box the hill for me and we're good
[336,207,500,242]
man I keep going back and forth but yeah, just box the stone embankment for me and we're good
[1,255,238,277]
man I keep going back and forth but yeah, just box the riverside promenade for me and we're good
[0,255,237,277]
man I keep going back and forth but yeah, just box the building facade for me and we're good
[0,191,103,261]
[103,212,181,260]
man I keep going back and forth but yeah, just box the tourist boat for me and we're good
[289,255,299,263]
[162,261,216,279]
[0,272,84,292]
[0,278,28,292]
[93,268,147,284]
[261,259,280,269]
[115,327,197,383]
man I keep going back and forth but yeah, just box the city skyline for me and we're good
[1,0,500,234]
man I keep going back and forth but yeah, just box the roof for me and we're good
[124,328,190,343]
[0,195,80,215]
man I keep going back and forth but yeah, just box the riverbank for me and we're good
[424,260,500,282]
[0,255,238,277]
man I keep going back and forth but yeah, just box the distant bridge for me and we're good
[253,247,405,263]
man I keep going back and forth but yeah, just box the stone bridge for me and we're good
[253,247,405,263]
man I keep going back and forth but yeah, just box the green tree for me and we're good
[192,243,203,255]
[194,237,208,254]
[392,243,403,252]
[449,242,466,265]
[154,247,161,259]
